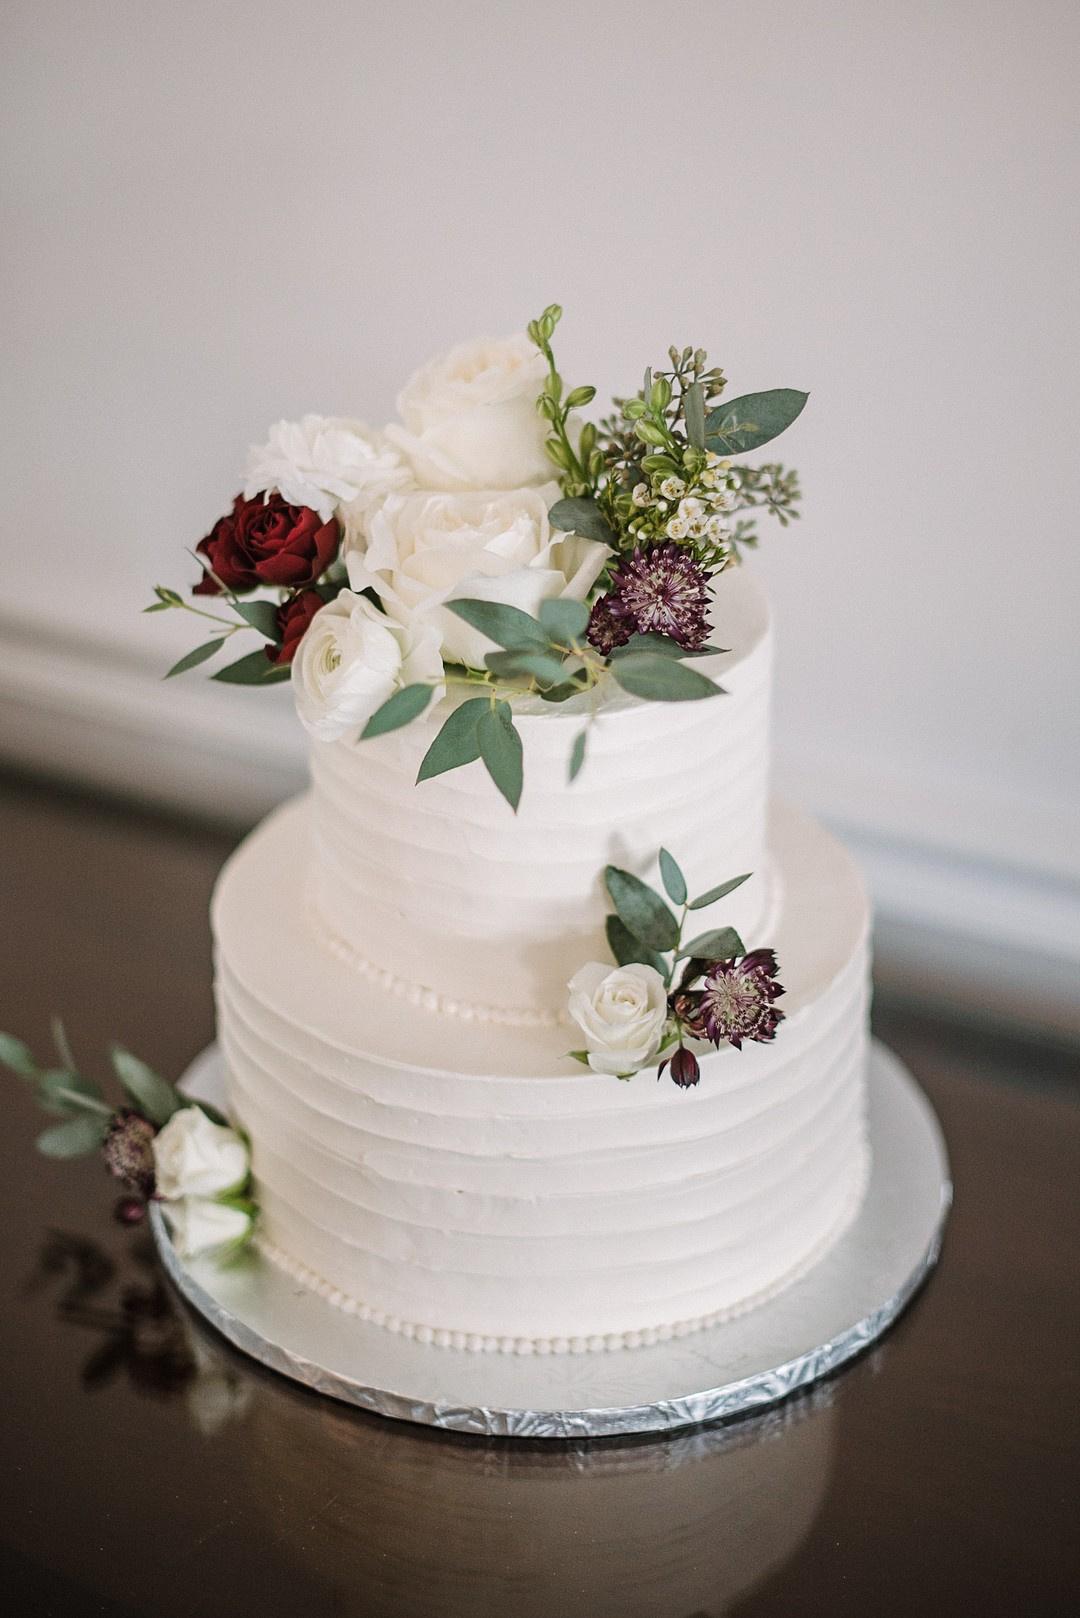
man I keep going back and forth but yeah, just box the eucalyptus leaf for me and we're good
[677,926,745,961]
[0,1032,37,1077]
[485,649,568,688]
[445,599,550,652]
[538,597,590,642]
[568,729,587,782]
[684,380,707,450]
[610,633,726,660]
[37,1069,109,1117]
[659,847,687,906]
[360,683,434,739]
[538,680,583,704]
[687,872,751,910]
[165,638,226,679]
[610,653,722,702]
[704,388,808,456]
[605,914,668,975]
[211,648,287,685]
[37,1114,107,1159]
[50,1015,76,1072]
[110,1046,182,1126]
[417,697,487,782]
[604,867,680,952]
[547,497,617,547]
[477,701,524,811]
[233,598,283,641]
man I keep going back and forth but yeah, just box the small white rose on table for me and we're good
[152,1106,254,1259]
[566,961,670,1079]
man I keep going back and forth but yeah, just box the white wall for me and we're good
[2,1,1078,1030]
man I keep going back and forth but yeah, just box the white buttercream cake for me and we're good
[210,564,872,1352]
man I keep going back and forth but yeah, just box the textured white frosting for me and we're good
[308,564,775,1017]
[211,795,871,1350]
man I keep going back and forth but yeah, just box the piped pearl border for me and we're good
[254,1150,869,1356]
[306,895,571,1029]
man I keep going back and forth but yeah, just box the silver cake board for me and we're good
[151,1040,950,1440]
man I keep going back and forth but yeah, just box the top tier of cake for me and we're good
[307,565,774,1021]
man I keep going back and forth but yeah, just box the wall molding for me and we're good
[1,617,1076,1040]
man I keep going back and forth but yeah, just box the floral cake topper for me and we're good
[150,306,805,807]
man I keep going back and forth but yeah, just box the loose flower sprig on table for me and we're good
[1,1024,256,1259]
[149,306,805,807]
[566,849,785,1086]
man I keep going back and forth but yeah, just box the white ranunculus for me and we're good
[152,1106,249,1200]
[164,1196,253,1259]
[291,589,444,741]
[384,334,552,490]
[345,483,609,669]
[244,415,413,523]
[567,961,670,1078]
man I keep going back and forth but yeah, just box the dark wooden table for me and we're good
[1,775,1077,1617]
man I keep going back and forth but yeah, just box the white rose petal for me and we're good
[291,590,444,742]
[244,415,412,524]
[345,484,609,670]
[566,961,669,1078]
[384,334,552,490]
[164,1197,253,1259]
[152,1106,249,1200]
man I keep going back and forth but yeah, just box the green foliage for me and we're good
[232,599,283,641]
[211,648,289,685]
[687,872,750,910]
[165,637,226,678]
[110,1046,183,1127]
[704,389,808,456]
[605,914,667,975]
[547,498,617,547]
[568,729,588,783]
[604,866,680,952]
[0,1032,37,1077]
[485,650,568,688]
[538,596,590,642]
[37,1115,107,1159]
[609,653,722,702]
[416,697,488,782]
[659,847,687,906]
[445,599,551,653]
[677,926,745,961]
[477,701,524,811]
[361,683,434,739]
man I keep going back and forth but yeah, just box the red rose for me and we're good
[267,589,324,666]
[194,493,339,596]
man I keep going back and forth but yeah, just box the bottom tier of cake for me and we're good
[211,797,872,1353]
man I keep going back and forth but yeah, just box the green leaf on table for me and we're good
[684,380,707,450]
[610,653,722,702]
[610,633,725,660]
[538,597,590,643]
[605,914,668,975]
[659,847,687,906]
[677,926,745,961]
[211,648,287,685]
[36,1114,107,1159]
[360,683,434,739]
[604,867,680,952]
[111,1047,182,1126]
[165,638,226,679]
[445,599,550,653]
[485,649,568,688]
[36,1069,109,1117]
[477,701,524,811]
[568,729,588,782]
[547,497,617,547]
[416,697,488,782]
[0,1032,37,1077]
[687,872,751,910]
[704,388,808,456]
[233,598,283,641]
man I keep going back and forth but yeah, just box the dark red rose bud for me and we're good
[102,1109,157,1195]
[668,1045,701,1088]
[113,1195,146,1226]
[267,589,324,665]
[194,493,340,597]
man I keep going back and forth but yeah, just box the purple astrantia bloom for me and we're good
[102,1109,157,1196]
[691,949,786,1050]
[586,543,712,654]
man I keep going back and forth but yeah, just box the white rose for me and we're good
[164,1196,253,1259]
[567,961,669,1077]
[291,589,444,741]
[244,415,412,524]
[152,1106,249,1199]
[383,334,552,490]
[345,483,609,669]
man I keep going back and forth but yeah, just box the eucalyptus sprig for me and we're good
[144,584,293,685]
[601,854,750,990]
[527,304,602,498]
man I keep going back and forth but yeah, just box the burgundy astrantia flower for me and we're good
[102,1109,157,1196]
[194,493,339,596]
[690,949,786,1051]
[586,543,711,654]
[267,588,324,666]
[659,1045,701,1089]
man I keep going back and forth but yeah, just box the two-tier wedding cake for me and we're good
[160,308,871,1352]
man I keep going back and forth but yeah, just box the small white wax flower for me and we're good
[567,961,669,1078]
[712,489,737,512]
[705,514,730,541]
[164,1197,253,1259]
[666,516,689,540]
[631,482,650,507]
[659,476,686,500]
[152,1106,249,1200]
[678,496,705,520]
